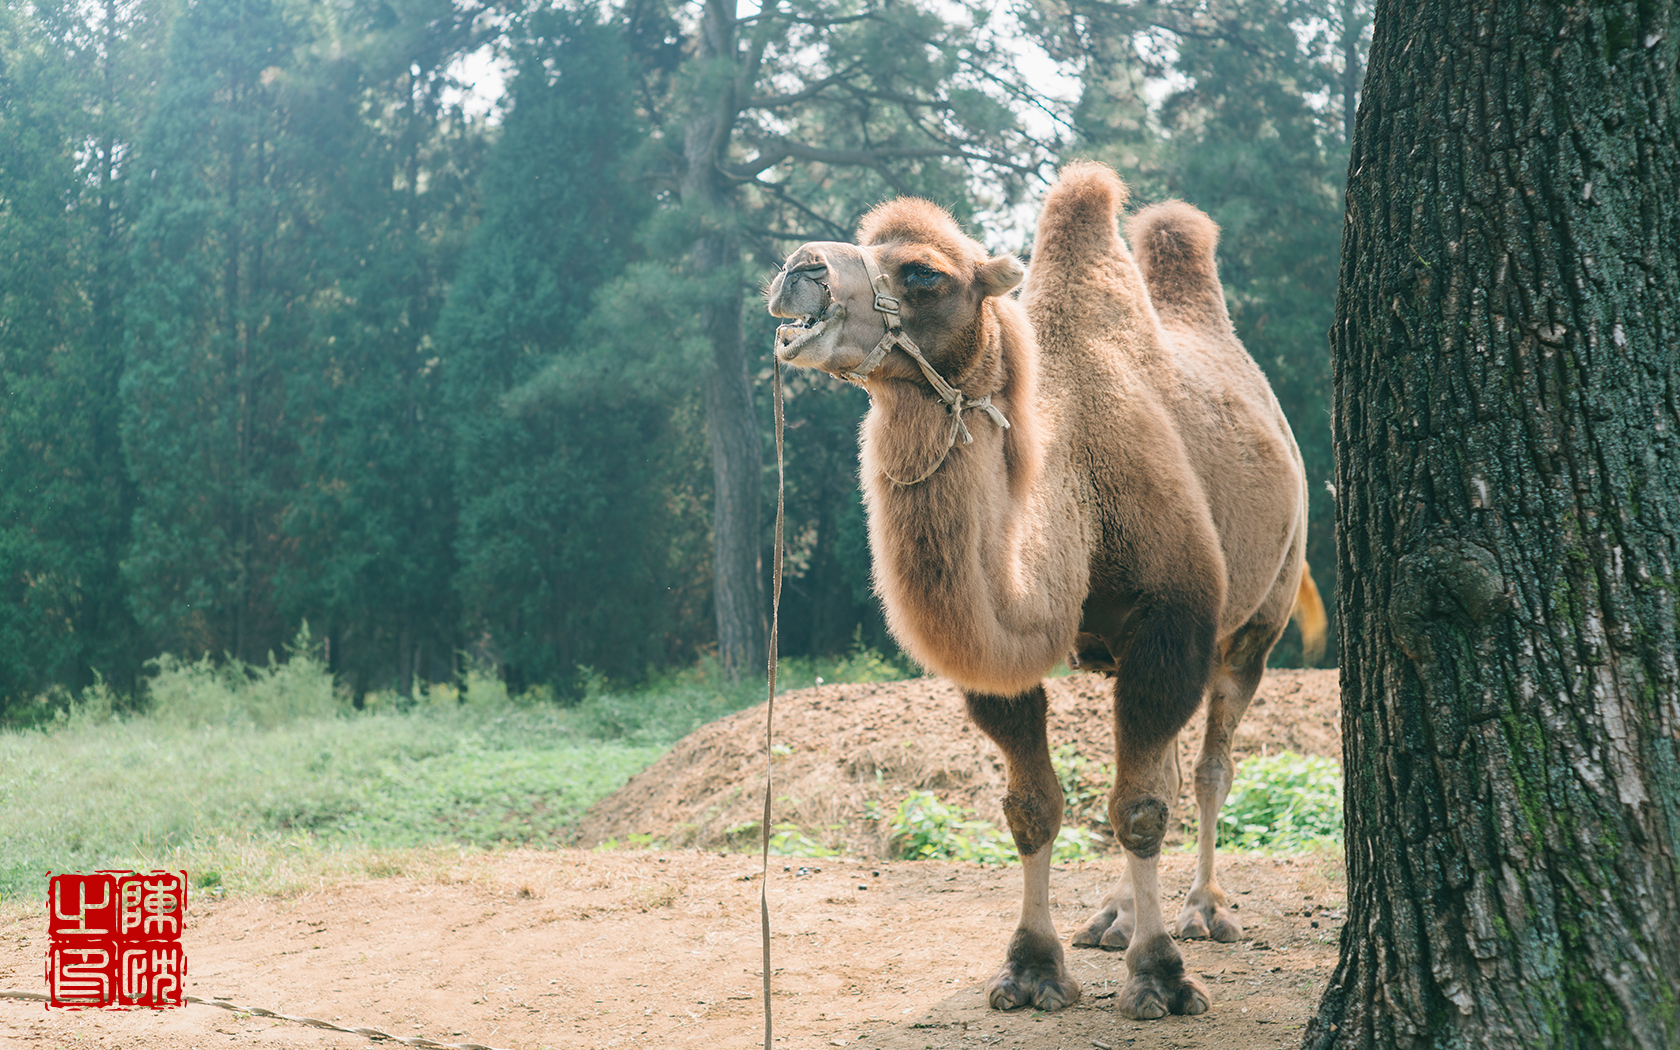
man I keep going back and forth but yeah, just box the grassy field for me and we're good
[3,643,1340,906]
[0,643,908,902]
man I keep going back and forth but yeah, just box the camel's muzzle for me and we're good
[773,301,847,365]
[769,262,849,368]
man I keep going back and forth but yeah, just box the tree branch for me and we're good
[745,72,853,109]
[729,136,1002,178]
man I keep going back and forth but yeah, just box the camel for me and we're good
[765,161,1324,1021]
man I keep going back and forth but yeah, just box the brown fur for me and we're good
[764,161,1313,1021]
[1126,199,1232,333]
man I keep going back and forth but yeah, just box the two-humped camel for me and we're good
[766,161,1323,1021]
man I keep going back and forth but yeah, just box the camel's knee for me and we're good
[1002,787,1062,856]
[1110,794,1170,859]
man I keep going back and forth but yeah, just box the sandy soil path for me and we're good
[2,847,1342,1050]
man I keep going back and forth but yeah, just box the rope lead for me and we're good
[761,358,786,1050]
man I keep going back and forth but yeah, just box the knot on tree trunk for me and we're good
[1387,536,1513,667]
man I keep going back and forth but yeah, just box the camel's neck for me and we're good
[858,301,1087,697]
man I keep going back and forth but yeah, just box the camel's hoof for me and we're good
[987,929,1081,1011]
[987,965,1081,1012]
[1117,933,1210,1020]
[1175,891,1242,942]
[1072,910,1131,951]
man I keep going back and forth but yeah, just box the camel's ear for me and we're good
[977,254,1025,297]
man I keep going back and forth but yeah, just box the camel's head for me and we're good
[766,199,1024,383]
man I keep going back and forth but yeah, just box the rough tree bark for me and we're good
[1307,2,1680,1048]
[683,0,766,679]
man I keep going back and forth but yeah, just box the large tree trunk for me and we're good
[684,0,765,678]
[699,234,764,678]
[1308,2,1680,1048]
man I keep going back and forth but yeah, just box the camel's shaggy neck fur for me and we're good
[851,201,1076,698]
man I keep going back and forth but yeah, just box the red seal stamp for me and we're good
[46,871,187,1008]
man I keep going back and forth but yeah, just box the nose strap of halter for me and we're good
[841,253,1010,447]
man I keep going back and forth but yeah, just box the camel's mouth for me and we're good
[774,301,846,365]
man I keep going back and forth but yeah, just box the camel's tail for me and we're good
[1125,200,1233,334]
[1292,564,1328,666]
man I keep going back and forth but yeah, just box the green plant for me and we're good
[769,823,838,858]
[890,791,1017,865]
[1051,743,1112,828]
[1050,826,1099,862]
[0,672,661,898]
[1199,751,1343,852]
[567,657,764,744]
[775,630,912,691]
[887,791,1096,866]
[145,624,344,728]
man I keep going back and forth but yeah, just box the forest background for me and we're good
[0,0,1368,719]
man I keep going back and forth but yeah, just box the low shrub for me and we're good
[1206,750,1343,851]
[146,625,343,728]
[888,790,1095,865]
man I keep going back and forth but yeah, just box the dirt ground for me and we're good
[0,670,1343,1050]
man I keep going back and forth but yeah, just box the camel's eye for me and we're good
[900,262,944,291]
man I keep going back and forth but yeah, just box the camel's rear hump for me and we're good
[1126,201,1233,336]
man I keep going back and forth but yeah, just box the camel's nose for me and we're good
[769,246,832,318]
[781,247,829,280]
[782,245,829,272]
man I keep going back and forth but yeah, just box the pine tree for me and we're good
[121,0,315,662]
[275,0,483,698]
[121,0,484,690]
[0,0,166,711]
[437,3,711,692]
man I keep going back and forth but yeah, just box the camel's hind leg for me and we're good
[1175,620,1284,942]
[965,685,1080,1012]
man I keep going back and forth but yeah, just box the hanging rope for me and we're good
[760,358,786,1050]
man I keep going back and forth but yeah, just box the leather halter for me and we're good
[840,253,1010,485]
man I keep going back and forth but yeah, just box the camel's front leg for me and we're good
[1073,744,1178,950]
[965,686,1080,1012]
[1110,765,1209,1019]
[1104,604,1217,1020]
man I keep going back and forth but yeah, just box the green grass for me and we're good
[886,789,1096,865]
[0,636,915,901]
[0,699,662,899]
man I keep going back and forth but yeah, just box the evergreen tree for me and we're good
[122,0,483,689]
[276,0,484,698]
[437,3,710,693]
[0,0,166,711]
[122,0,315,663]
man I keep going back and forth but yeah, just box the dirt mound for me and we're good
[575,669,1340,856]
